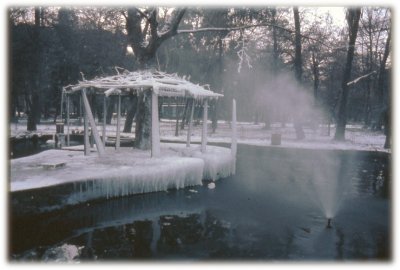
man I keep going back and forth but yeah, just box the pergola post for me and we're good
[78,95,82,125]
[66,94,70,146]
[83,95,90,156]
[103,96,107,147]
[116,94,121,151]
[201,99,208,153]
[174,97,180,137]
[151,91,161,157]
[186,99,195,147]
[60,89,64,122]
[231,99,237,157]
[81,89,106,157]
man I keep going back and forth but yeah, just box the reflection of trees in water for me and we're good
[156,211,233,258]
[374,231,390,259]
[74,211,235,260]
[157,213,203,255]
[331,225,389,261]
[354,155,390,198]
[77,220,154,260]
[335,227,345,260]
[126,220,153,258]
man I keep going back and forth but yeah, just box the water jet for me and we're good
[326,218,332,229]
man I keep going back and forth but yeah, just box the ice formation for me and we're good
[42,244,82,262]
[10,143,235,206]
[67,156,204,204]
[169,143,235,181]
[64,70,223,100]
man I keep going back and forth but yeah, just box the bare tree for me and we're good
[292,7,305,140]
[125,8,186,68]
[334,8,362,141]
[122,8,186,147]
[26,7,42,131]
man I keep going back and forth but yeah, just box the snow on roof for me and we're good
[64,70,223,99]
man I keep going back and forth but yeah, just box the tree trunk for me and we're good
[363,78,372,127]
[293,7,305,140]
[375,28,391,130]
[263,113,271,130]
[27,93,40,131]
[135,89,152,150]
[106,96,115,124]
[383,107,390,149]
[271,8,283,127]
[27,8,42,131]
[293,7,302,82]
[123,95,138,132]
[271,8,279,74]
[211,100,218,133]
[334,8,362,141]
[180,99,189,130]
[90,94,97,122]
[311,51,319,105]
[125,8,186,149]
[211,37,223,132]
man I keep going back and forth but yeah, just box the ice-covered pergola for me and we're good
[63,70,224,158]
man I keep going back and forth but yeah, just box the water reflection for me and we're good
[10,146,390,261]
[60,211,236,260]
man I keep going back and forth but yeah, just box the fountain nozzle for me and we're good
[326,218,332,229]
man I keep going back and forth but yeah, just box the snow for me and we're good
[104,88,121,97]
[64,70,223,100]
[42,244,82,262]
[10,119,388,153]
[174,144,235,180]
[10,143,235,205]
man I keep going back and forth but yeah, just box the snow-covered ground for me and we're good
[10,117,389,152]
[9,117,388,207]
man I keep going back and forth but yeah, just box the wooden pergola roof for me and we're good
[63,70,223,99]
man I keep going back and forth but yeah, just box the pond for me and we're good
[9,144,391,261]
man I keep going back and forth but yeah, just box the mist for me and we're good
[221,62,328,132]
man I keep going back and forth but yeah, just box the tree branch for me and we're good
[177,23,334,49]
[347,71,377,86]
[158,8,187,42]
[148,9,158,38]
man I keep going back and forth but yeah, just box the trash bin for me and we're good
[56,122,64,134]
[271,133,281,145]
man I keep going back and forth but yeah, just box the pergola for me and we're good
[63,70,223,158]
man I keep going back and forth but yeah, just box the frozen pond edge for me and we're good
[10,143,235,211]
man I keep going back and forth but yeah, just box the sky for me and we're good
[315,7,345,26]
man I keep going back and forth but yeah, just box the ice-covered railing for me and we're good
[64,70,223,100]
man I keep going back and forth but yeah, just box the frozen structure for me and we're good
[11,70,238,210]
[62,69,223,157]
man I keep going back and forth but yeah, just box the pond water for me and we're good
[10,137,82,159]
[9,145,391,261]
